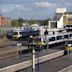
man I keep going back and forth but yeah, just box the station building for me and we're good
[48,8,72,29]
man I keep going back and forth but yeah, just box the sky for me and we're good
[0,0,72,20]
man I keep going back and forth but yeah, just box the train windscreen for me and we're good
[34,37,41,43]
[13,32,18,35]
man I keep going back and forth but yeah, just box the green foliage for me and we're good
[11,20,19,27]
[11,18,24,27]
[18,18,24,27]
[29,19,37,25]
[41,18,51,26]
[11,18,51,27]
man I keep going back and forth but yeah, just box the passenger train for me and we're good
[33,32,72,45]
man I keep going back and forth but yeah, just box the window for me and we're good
[13,32,18,35]
[70,34,72,37]
[56,36,62,40]
[49,37,55,41]
[68,18,72,21]
[64,35,68,38]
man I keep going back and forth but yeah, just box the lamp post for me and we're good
[32,47,35,72]
[29,35,35,72]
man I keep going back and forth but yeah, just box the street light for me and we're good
[29,35,47,72]
[29,35,35,72]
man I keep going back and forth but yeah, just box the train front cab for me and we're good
[64,43,72,55]
[13,31,21,40]
[33,36,46,51]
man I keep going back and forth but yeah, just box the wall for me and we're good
[0,16,11,27]
[63,14,72,25]
[57,15,64,28]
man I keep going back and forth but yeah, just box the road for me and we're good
[17,53,72,72]
[0,45,64,68]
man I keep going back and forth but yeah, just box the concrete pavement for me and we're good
[18,54,72,72]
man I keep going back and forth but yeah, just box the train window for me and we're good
[64,35,68,38]
[37,38,41,42]
[49,37,55,41]
[13,32,18,35]
[56,36,62,40]
[70,34,72,37]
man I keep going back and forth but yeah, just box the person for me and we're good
[53,31,55,34]
[44,29,48,36]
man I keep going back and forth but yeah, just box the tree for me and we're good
[18,18,24,27]
[11,20,19,27]
[29,19,36,25]
[41,18,51,26]
[11,18,24,27]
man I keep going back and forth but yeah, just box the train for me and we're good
[33,32,72,45]
[26,32,72,51]
[6,27,40,39]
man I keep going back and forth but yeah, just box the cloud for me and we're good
[1,9,10,13]
[64,3,72,6]
[0,4,31,13]
[15,5,31,12]
[33,2,57,8]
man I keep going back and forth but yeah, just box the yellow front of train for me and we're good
[33,36,46,46]
[65,44,72,51]
[13,31,20,40]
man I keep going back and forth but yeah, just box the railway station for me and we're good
[0,2,72,72]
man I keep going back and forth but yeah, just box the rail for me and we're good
[58,65,72,72]
[0,50,64,72]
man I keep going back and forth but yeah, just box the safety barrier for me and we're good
[0,50,64,72]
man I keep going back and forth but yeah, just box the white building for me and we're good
[48,8,67,28]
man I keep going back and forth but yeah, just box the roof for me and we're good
[64,12,72,14]
[53,13,63,21]
[31,24,39,27]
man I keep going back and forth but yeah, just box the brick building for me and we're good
[0,16,11,27]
